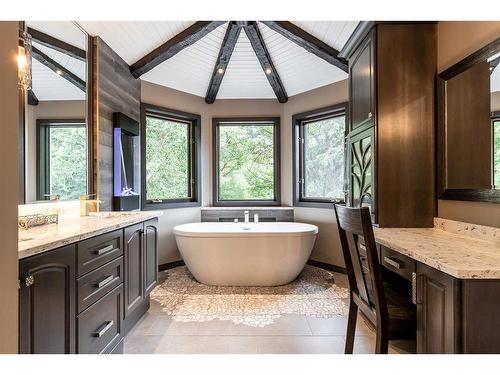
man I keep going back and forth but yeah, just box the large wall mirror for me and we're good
[19,21,92,203]
[438,37,500,203]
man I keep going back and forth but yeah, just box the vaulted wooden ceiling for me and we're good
[79,21,359,102]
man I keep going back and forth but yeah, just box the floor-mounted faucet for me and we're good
[244,210,249,223]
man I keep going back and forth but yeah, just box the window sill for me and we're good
[142,201,201,210]
[294,200,343,209]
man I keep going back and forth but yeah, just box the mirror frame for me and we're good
[438,36,500,203]
[18,22,95,204]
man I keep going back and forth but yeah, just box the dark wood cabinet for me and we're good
[123,223,144,319]
[19,245,76,354]
[342,22,436,227]
[416,263,460,354]
[19,218,159,354]
[144,219,159,294]
[348,28,375,135]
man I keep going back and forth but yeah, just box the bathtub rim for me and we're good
[173,222,318,238]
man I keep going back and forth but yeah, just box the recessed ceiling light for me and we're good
[217,68,224,74]
[56,70,63,75]
[265,68,272,75]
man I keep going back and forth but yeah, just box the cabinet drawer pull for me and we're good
[94,245,115,256]
[383,256,404,269]
[411,272,417,305]
[92,320,114,338]
[94,275,114,289]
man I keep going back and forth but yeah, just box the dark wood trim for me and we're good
[339,21,376,59]
[437,36,500,203]
[292,103,348,208]
[261,21,348,72]
[212,117,281,207]
[307,259,346,274]
[205,21,241,104]
[158,260,185,272]
[130,21,225,78]
[243,22,288,103]
[140,103,202,210]
[27,27,86,61]
[32,46,86,91]
[439,36,500,78]
[27,89,39,105]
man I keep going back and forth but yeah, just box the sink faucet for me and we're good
[244,210,249,223]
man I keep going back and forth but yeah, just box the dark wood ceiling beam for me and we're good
[130,21,225,78]
[205,22,241,104]
[32,46,86,92]
[27,89,39,105]
[261,21,348,73]
[28,27,86,61]
[243,22,288,103]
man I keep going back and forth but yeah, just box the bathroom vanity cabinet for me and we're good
[18,218,158,354]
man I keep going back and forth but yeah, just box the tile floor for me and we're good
[123,270,414,354]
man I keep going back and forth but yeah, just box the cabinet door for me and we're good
[144,219,158,294]
[123,223,144,318]
[19,245,76,354]
[416,263,460,354]
[348,127,376,222]
[349,28,376,135]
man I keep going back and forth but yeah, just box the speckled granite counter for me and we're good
[18,211,162,259]
[374,218,500,279]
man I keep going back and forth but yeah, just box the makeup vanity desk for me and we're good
[372,218,500,354]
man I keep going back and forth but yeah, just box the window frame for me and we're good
[36,118,86,201]
[212,117,281,207]
[292,103,348,208]
[140,103,201,210]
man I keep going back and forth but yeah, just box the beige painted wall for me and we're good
[437,21,500,227]
[25,100,86,202]
[141,80,348,266]
[282,80,348,267]
[0,21,19,353]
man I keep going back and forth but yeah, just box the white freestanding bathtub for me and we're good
[173,222,318,286]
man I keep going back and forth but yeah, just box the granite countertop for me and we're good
[18,211,162,260]
[373,224,500,279]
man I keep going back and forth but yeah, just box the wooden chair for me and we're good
[333,204,415,354]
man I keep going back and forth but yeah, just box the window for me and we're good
[494,116,500,189]
[36,119,87,200]
[213,118,280,206]
[293,103,348,208]
[141,104,201,209]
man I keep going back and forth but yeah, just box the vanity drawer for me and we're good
[77,230,123,276]
[381,246,415,281]
[77,256,123,313]
[77,284,123,354]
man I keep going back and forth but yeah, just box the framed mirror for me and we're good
[19,21,93,203]
[438,36,500,203]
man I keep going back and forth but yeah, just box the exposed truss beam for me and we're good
[130,21,225,78]
[27,89,39,105]
[28,27,86,61]
[243,22,288,103]
[205,22,241,104]
[32,46,86,92]
[261,21,348,73]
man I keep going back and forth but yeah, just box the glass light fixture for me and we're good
[18,30,32,89]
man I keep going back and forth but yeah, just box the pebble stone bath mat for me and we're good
[150,265,349,327]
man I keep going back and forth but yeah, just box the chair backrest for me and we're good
[334,204,387,322]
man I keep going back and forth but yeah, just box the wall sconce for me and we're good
[18,30,32,90]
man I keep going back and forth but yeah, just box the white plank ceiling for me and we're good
[77,21,359,100]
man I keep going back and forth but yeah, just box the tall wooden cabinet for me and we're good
[341,22,436,227]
